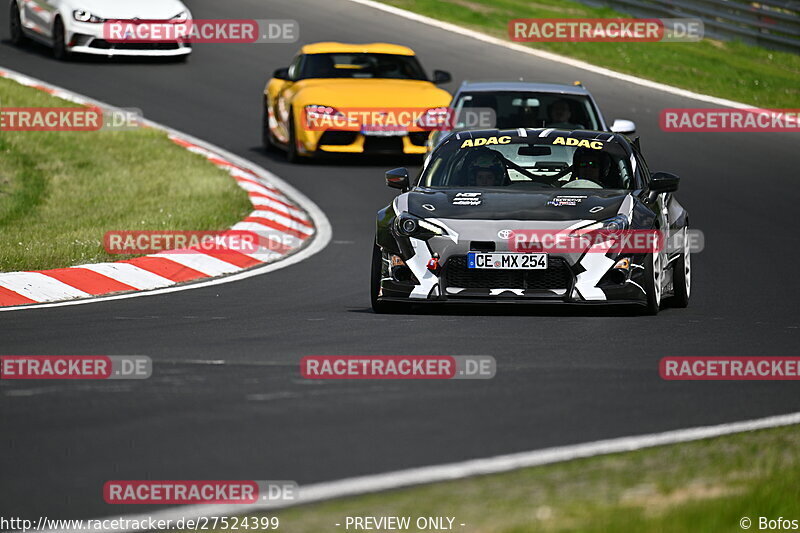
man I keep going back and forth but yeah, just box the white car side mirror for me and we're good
[610,119,636,134]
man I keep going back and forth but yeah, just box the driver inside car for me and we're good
[571,148,614,186]
[465,149,508,187]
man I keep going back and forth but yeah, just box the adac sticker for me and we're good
[460,136,511,148]
[552,137,605,150]
[547,195,586,207]
[453,192,482,206]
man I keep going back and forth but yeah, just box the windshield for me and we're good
[452,92,600,130]
[420,134,634,190]
[299,53,428,80]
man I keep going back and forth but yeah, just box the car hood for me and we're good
[404,189,630,221]
[75,0,188,20]
[293,79,451,108]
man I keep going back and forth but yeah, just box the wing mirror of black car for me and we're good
[386,168,410,191]
[611,119,637,134]
[432,70,452,85]
[273,67,291,81]
[650,172,680,193]
[518,146,551,156]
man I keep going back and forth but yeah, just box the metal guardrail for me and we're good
[583,0,800,53]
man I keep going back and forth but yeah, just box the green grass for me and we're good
[379,0,800,108]
[0,78,251,272]
[198,424,800,533]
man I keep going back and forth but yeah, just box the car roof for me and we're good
[300,42,416,56]
[457,81,591,95]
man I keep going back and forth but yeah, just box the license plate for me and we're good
[467,252,548,270]
[361,129,406,137]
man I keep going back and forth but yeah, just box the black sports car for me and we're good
[371,128,691,314]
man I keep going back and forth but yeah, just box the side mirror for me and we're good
[386,168,410,191]
[272,67,291,81]
[650,172,680,193]
[610,119,636,134]
[432,70,452,85]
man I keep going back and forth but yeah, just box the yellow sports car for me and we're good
[263,42,452,162]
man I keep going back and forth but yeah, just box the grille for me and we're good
[444,256,572,290]
[407,132,430,146]
[319,131,358,146]
[89,39,181,50]
[363,136,403,153]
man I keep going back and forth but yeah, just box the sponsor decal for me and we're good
[460,135,511,148]
[452,192,482,206]
[547,195,586,207]
[552,136,604,149]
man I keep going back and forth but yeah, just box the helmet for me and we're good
[464,148,506,187]
[572,147,612,182]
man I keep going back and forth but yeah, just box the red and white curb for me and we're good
[0,67,331,310]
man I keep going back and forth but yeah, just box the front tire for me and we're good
[9,2,26,46]
[262,103,275,152]
[285,107,301,163]
[670,227,691,308]
[52,17,69,61]
[642,250,663,315]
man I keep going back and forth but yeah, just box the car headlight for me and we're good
[171,11,189,23]
[569,215,630,250]
[416,107,452,131]
[393,213,447,239]
[73,10,104,23]
[601,215,629,232]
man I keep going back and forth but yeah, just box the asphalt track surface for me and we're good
[1,0,799,522]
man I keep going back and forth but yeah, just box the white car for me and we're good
[9,0,193,60]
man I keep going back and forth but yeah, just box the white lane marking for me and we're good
[342,0,753,109]
[151,254,241,276]
[0,272,91,302]
[38,411,800,533]
[0,66,332,313]
[76,263,174,290]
